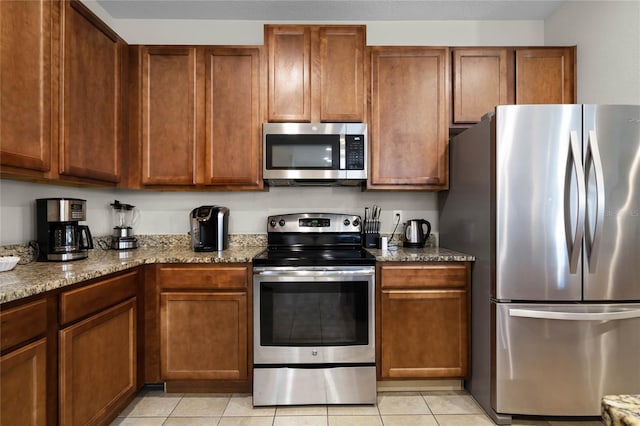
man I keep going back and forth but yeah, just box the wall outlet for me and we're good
[392,210,402,224]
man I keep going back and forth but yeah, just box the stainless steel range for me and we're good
[252,213,376,406]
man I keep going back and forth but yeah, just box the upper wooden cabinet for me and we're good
[130,45,264,190]
[515,47,576,105]
[0,0,52,176]
[368,46,449,190]
[265,25,365,123]
[452,46,576,124]
[59,0,125,184]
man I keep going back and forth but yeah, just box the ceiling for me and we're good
[95,0,567,21]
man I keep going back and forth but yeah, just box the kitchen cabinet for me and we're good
[148,264,251,392]
[0,299,49,426]
[368,46,449,190]
[130,45,264,189]
[378,262,470,379]
[265,25,365,123]
[0,0,52,178]
[451,46,576,125]
[58,270,139,426]
[59,0,125,184]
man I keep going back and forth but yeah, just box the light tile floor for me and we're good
[112,389,604,426]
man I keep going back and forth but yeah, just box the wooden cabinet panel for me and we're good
[1,338,47,426]
[59,270,139,325]
[369,46,449,190]
[266,25,311,122]
[266,25,365,123]
[319,26,365,122]
[159,265,249,289]
[59,298,137,426]
[516,47,576,105]
[452,48,513,124]
[140,46,197,185]
[378,262,470,380]
[59,0,123,183]
[160,291,247,380]
[203,47,263,188]
[0,0,51,173]
[0,299,47,352]
[381,289,468,378]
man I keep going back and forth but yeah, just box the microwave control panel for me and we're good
[345,135,365,170]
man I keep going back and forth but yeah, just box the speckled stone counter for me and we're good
[0,246,265,304]
[368,246,475,262]
[0,234,474,305]
[602,395,640,426]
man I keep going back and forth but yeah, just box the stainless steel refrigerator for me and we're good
[439,104,640,424]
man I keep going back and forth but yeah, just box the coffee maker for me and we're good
[36,198,94,261]
[190,206,229,251]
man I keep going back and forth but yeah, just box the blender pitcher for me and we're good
[110,200,139,250]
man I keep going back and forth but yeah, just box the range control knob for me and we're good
[343,219,351,226]
[278,219,286,227]
[269,219,277,227]
[352,217,361,227]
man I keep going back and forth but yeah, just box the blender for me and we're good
[110,200,139,250]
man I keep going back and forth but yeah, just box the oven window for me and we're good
[259,281,369,346]
[266,134,340,169]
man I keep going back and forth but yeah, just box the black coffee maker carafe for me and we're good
[36,198,93,261]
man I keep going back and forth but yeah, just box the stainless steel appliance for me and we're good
[263,123,367,186]
[110,200,139,250]
[403,219,431,248]
[190,206,229,251]
[439,104,640,424]
[36,198,93,262]
[252,213,376,406]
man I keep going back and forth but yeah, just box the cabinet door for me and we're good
[1,339,47,426]
[160,292,247,380]
[381,289,468,378]
[452,48,513,124]
[59,298,137,426]
[319,26,365,122]
[202,47,263,188]
[266,25,311,122]
[515,47,576,104]
[369,47,449,190]
[140,46,197,185]
[0,0,51,173]
[60,0,123,183]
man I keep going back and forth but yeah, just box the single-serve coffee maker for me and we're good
[190,206,229,251]
[36,198,93,261]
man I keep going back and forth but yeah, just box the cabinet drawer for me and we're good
[0,299,47,352]
[381,263,468,289]
[159,265,248,289]
[60,270,139,325]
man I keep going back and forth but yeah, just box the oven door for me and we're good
[253,266,375,365]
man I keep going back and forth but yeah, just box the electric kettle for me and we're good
[403,219,431,248]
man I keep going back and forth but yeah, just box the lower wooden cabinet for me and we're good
[59,298,137,425]
[378,262,470,379]
[160,291,247,380]
[1,338,47,425]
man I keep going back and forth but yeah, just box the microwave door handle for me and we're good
[339,133,346,170]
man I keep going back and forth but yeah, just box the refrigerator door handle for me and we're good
[585,129,605,273]
[509,308,640,321]
[566,130,586,274]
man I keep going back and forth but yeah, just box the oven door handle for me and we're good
[254,268,374,277]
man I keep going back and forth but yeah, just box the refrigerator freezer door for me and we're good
[494,105,584,301]
[494,302,640,416]
[583,105,640,301]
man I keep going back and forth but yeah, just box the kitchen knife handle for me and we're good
[585,130,605,273]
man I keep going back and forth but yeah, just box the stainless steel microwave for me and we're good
[263,123,367,186]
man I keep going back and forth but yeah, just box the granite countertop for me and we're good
[0,236,474,305]
[602,395,640,426]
